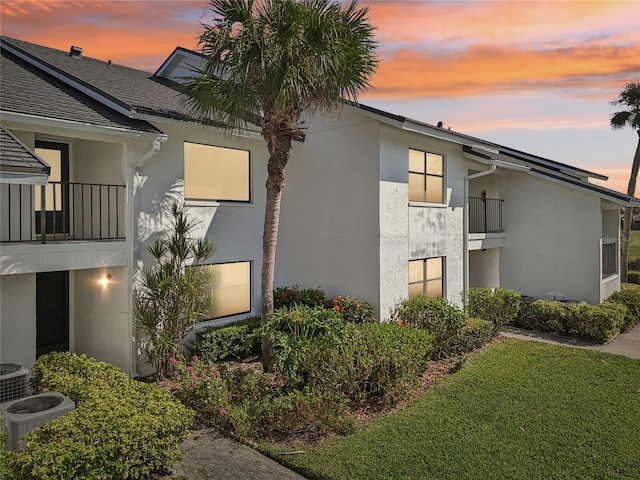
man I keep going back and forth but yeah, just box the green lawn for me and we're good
[630,230,640,260]
[272,340,640,480]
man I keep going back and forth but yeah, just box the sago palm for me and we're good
[182,0,377,368]
[610,81,640,282]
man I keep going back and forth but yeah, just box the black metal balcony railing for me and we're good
[1,181,125,243]
[602,241,617,278]
[469,196,504,233]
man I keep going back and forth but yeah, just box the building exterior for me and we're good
[1,36,636,376]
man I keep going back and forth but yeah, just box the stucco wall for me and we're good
[469,248,500,288]
[276,109,382,313]
[72,266,131,372]
[0,273,37,368]
[500,171,602,303]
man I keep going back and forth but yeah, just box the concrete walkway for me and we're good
[501,324,640,359]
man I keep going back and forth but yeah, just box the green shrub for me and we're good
[627,271,640,284]
[390,296,466,357]
[7,352,194,480]
[515,300,626,343]
[449,318,494,355]
[263,304,346,385]
[607,283,640,332]
[465,288,521,331]
[326,295,377,323]
[628,258,640,271]
[190,316,261,363]
[172,355,229,412]
[0,411,8,479]
[273,285,326,309]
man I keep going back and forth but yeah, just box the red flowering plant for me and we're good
[325,295,377,324]
[171,355,229,414]
[273,285,326,310]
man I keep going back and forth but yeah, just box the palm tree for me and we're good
[610,81,640,282]
[182,0,377,368]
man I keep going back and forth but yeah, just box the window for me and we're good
[408,149,444,203]
[409,257,444,298]
[200,261,251,318]
[184,142,250,202]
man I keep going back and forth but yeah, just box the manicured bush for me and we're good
[465,288,521,331]
[305,322,435,406]
[627,271,640,284]
[515,299,626,343]
[326,295,377,323]
[172,355,229,412]
[190,316,261,363]
[607,283,640,332]
[273,285,326,310]
[7,352,194,480]
[449,318,494,355]
[390,296,466,356]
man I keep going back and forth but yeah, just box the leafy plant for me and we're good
[190,316,262,363]
[327,295,377,323]
[172,355,229,412]
[606,283,640,332]
[7,352,194,480]
[390,296,466,357]
[134,201,216,379]
[273,285,326,310]
[465,287,522,332]
[448,318,494,355]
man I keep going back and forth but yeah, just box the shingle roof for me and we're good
[0,125,50,175]
[0,48,162,135]
[463,146,637,205]
[1,36,194,122]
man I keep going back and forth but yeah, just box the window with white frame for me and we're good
[184,142,250,202]
[408,149,444,203]
[199,261,252,318]
[409,257,444,298]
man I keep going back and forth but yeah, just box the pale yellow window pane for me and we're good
[184,142,249,201]
[426,279,443,298]
[409,260,423,283]
[426,176,443,203]
[409,173,425,202]
[426,153,443,176]
[209,262,251,318]
[34,148,62,211]
[426,257,442,280]
[409,149,425,173]
[409,283,423,297]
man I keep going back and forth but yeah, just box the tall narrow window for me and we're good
[408,149,444,203]
[184,142,250,202]
[199,261,252,318]
[409,257,444,298]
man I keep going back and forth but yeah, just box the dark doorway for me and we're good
[36,271,69,357]
[34,141,69,236]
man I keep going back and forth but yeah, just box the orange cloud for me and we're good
[367,42,639,99]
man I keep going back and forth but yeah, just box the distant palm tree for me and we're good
[182,0,377,368]
[610,81,640,282]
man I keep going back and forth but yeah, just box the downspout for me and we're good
[463,161,496,305]
[127,137,164,377]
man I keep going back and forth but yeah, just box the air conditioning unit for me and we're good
[0,364,30,403]
[1,392,75,450]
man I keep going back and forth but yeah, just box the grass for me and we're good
[629,230,640,260]
[271,340,640,480]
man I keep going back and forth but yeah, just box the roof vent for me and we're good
[69,46,83,57]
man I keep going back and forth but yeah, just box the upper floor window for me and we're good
[409,257,444,298]
[184,142,250,202]
[408,149,444,203]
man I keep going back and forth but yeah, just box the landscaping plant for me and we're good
[465,287,521,332]
[190,316,262,363]
[607,283,640,331]
[6,352,193,480]
[134,201,216,379]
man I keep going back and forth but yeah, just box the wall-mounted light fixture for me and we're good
[99,273,112,287]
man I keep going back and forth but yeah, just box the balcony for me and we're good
[601,240,617,278]
[1,181,126,243]
[469,196,504,234]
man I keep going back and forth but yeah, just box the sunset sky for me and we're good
[2,0,639,193]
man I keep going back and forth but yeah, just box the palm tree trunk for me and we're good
[260,127,293,371]
[621,131,640,282]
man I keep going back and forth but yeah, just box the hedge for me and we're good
[6,352,194,480]
[515,299,626,343]
[449,317,494,355]
[465,288,521,331]
[607,283,640,332]
[190,316,261,363]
